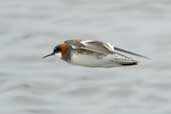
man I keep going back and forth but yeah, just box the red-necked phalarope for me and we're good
[42,39,147,68]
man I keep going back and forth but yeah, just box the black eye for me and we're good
[54,47,60,53]
[54,47,57,52]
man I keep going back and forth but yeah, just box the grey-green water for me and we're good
[0,0,171,114]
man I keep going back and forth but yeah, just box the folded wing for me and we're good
[114,47,149,59]
[64,40,114,54]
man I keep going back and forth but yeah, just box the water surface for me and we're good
[0,0,171,114]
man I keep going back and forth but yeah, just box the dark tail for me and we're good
[120,62,138,66]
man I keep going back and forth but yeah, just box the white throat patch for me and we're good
[55,53,62,58]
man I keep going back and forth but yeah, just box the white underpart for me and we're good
[70,53,136,68]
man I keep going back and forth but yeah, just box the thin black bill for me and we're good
[42,52,55,59]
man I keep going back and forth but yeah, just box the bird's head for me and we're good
[42,45,62,59]
[42,43,68,59]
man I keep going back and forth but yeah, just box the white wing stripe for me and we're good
[105,42,114,51]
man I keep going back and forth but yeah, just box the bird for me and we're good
[42,39,148,68]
